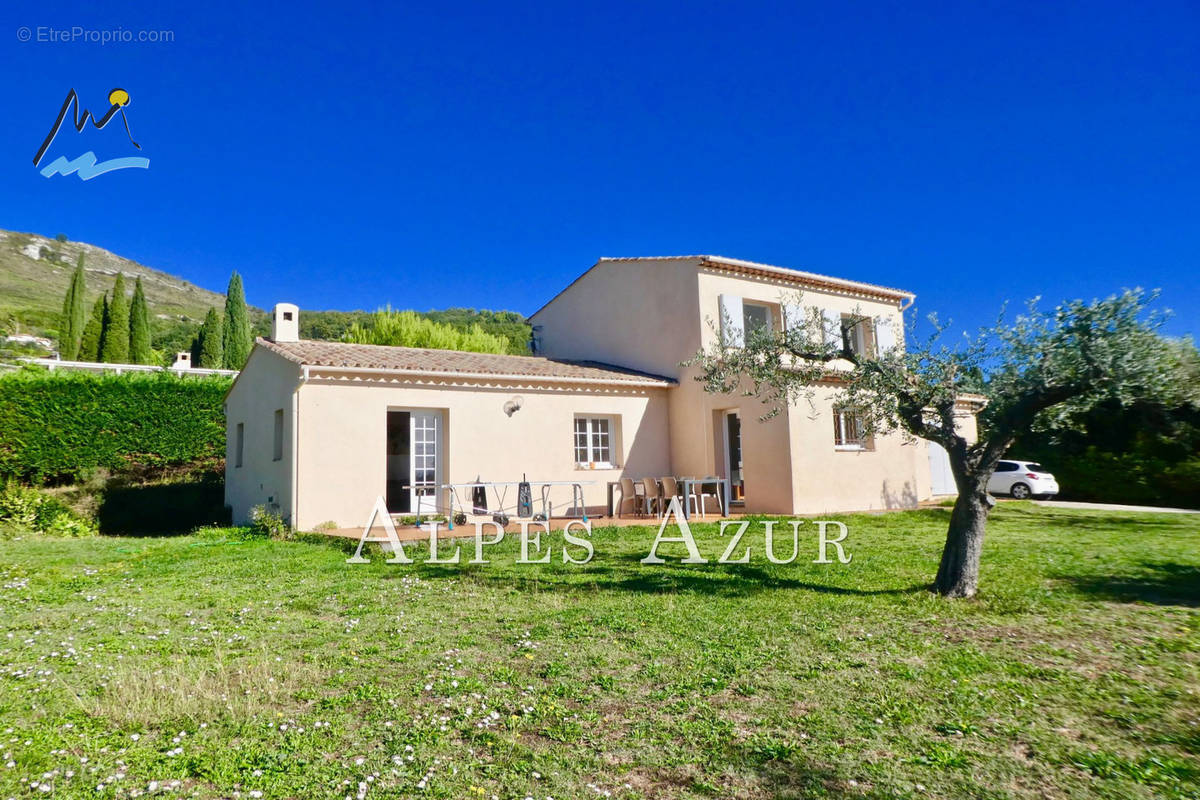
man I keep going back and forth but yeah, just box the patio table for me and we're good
[606,477,730,520]
[442,480,595,528]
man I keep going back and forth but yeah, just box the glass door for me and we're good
[410,411,440,515]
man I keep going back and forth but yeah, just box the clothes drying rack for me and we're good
[439,480,595,529]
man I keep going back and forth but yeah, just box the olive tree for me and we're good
[689,289,1171,598]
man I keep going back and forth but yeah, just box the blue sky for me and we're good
[3,1,1197,337]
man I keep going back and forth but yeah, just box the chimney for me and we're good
[272,303,299,343]
[171,352,192,370]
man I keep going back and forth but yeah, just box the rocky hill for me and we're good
[0,229,246,340]
[0,229,530,358]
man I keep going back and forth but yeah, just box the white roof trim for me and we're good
[530,255,915,320]
[605,255,915,301]
[303,363,674,388]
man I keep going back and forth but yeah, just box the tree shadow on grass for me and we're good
[725,740,898,799]
[994,505,1198,531]
[409,556,928,598]
[1057,562,1200,607]
[623,741,872,799]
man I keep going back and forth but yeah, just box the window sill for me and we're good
[575,463,619,470]
[834,444,872,452]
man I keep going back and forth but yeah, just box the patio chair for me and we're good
[641,477,664,518]
[616,477,641,517]
[661,476,700,516]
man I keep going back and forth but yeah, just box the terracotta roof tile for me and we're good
[257,338,675,386]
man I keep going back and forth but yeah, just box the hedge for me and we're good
[0,369,231,483]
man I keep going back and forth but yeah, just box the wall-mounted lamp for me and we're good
[503,395,524,417]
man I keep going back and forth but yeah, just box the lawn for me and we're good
[1,503,1197,799]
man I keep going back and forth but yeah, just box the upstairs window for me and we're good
[841,315,875,357]
[718,295,780,348]
[742,303,773,338]
[833,408,873,450]
[235,423,244,468]
[574,416,613,467]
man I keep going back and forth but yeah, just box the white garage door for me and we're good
[928,442,956,496]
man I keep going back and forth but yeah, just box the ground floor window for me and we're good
[833,407,873,450]
[574,416,614,467]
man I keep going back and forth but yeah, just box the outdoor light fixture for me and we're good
[503,395,524,416]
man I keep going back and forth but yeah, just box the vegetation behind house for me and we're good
[1,228,531,359]
[0,369,228,483]
[1011,337,1200,508]
[341,308,514,354]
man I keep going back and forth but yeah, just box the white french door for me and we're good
[410,412,440,515]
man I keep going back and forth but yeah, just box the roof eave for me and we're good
[697,256,915,303]
[302,362,675,388]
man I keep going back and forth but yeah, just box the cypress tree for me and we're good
[222,271,252,369]
[58,254,87,360]
[101,274,130,363]
[129,277,153,364]
[199,307,225,368]
[79,294,107,362]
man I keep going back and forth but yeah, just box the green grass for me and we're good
[1,503,1197,799]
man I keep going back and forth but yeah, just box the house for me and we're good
[224,257,978,529]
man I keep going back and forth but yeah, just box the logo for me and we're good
[33,88,149,180]
[346,495,853,567]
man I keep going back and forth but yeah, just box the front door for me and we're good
[410,411,440,515]
[724,410,744,503]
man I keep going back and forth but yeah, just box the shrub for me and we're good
[0,482,97,538]
[249,505,291,540]
[342,308,510,354]
[0,369,230,483]
[1162,457,1200,508]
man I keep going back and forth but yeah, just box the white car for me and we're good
[988,460,1059,500]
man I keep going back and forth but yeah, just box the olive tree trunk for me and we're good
[933,491,993,596]
[932,446,1000,599]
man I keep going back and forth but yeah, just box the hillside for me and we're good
[0,229,530,357]
[0,229,242,339]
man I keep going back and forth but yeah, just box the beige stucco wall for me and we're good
[694,267,906,351]
[292,377,671,530]
[229,259,980,527]
[785,385,927,512]
[954,407,979,443]
[529,258,703,378]
[224,347,301,525]
[532,258,932,515]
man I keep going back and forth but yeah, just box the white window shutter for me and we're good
[821,309,842,349]
[782,304,804,332]
[719,294,744,347]
[874,315,897,354]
